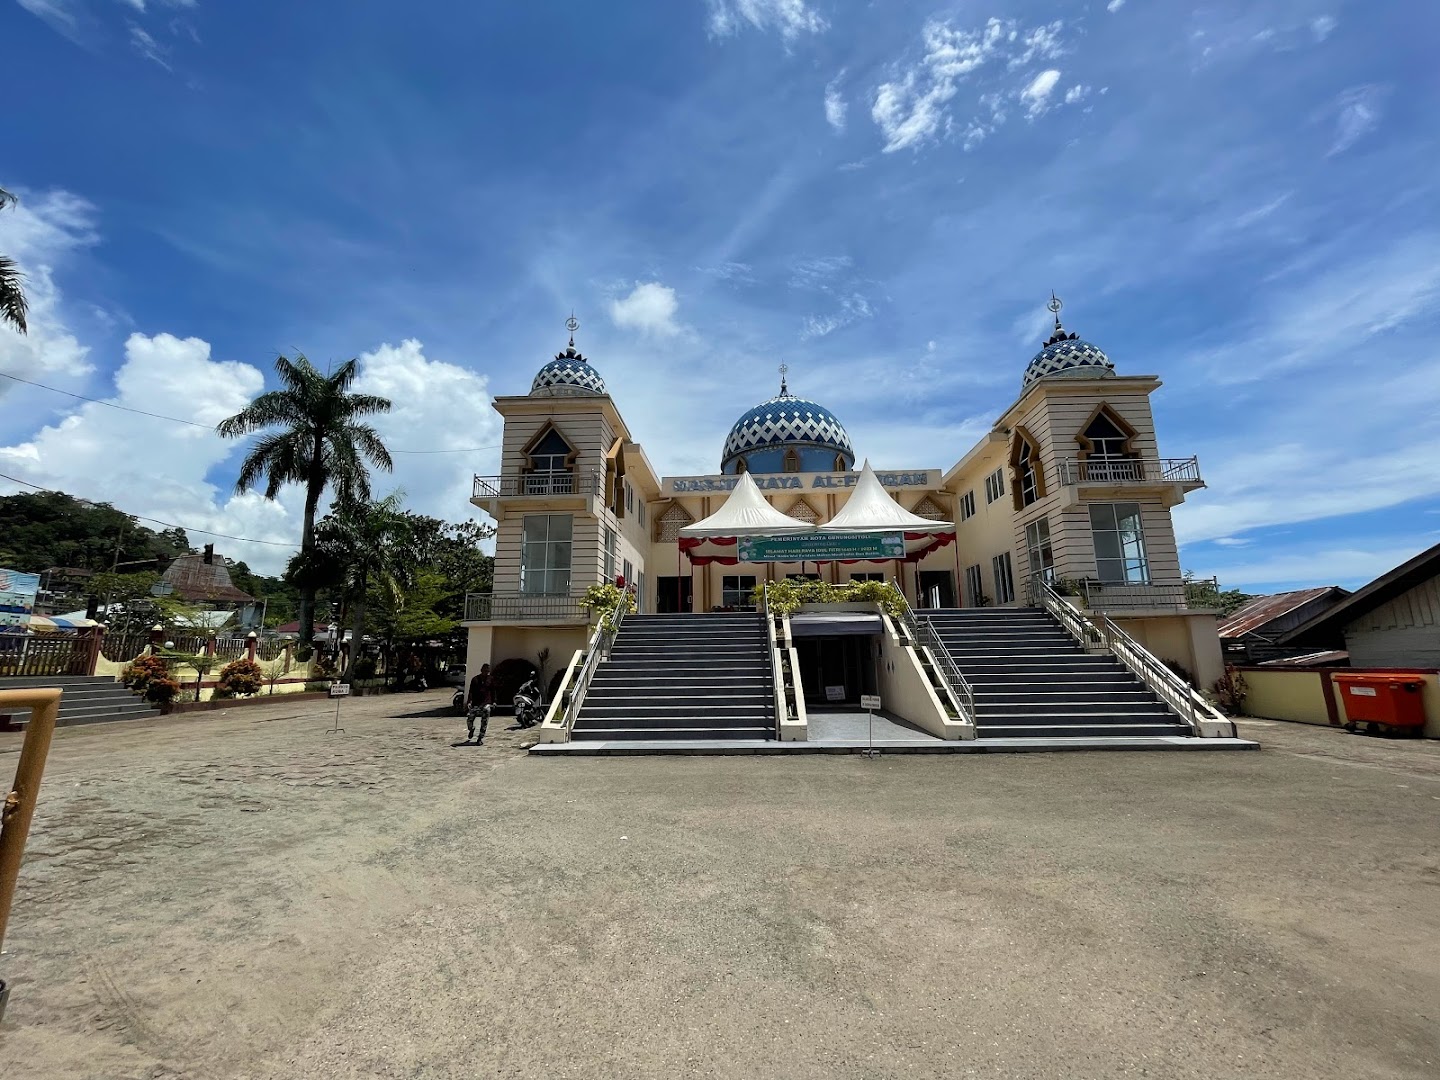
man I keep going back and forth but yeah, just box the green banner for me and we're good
[737,532,906,562]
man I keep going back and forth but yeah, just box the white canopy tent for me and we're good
[820,461,953,533]
[677,463,956,566]
[679,471,813,539]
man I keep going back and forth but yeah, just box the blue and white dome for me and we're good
[1021,302,1115,391]
[530,341,607,397]
[721,385,855,474]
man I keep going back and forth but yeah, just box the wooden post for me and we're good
[148,624,164,655]
[245,632,258,662]
[0,686,63,1018]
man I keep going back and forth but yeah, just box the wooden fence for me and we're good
[0,636,93,677]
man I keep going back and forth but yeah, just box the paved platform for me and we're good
[530,707,1258,755]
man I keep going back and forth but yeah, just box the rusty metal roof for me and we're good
[1218,588,1347,639]
[1256,650,1349,667]
[157,553,255,604]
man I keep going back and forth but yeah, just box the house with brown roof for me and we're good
[152,545,257,625]
[1218,586,1351,665]
[1282,542,1440,669]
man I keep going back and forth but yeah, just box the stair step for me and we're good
[582,698,774,711]
[577,714,773,729]
[979,723,1191,739]
[571,726,773,741]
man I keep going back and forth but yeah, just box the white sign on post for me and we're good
[860,694,882,711]
[329,682,351,698]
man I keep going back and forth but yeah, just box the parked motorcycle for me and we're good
[512,676,543,729]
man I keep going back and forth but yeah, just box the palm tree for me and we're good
[311,493,414,675]
[217,355,393,648]
[0,187,29,334]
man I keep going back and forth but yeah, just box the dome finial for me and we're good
[778,362,789,396]
[1044,292,1076,347]
[566,311,579,348]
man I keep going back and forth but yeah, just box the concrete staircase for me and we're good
[571,613,776,741]
[925,608,1191,738]
[0,675,163,728]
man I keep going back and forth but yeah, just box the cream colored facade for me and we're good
[464,319,1225,691]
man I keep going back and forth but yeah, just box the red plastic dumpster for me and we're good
[1333,673,1428,731]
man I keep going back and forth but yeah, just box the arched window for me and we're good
[521,426,575,495]
[1076,404,1140,482]
[833,453,847,472]
[734,457,748,474]
[783,448,802,473]
[1009,427,1046,509]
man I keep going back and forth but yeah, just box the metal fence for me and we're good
[464,593,586,622]
[1079,578,1222,612]
[100,633,152,665]
[472,472,603,498]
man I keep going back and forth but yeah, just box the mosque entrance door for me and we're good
[792,630,879,709]
[918,571,956,609]
[656,576,693,614]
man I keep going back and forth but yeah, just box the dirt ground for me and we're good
[0,692,1437,1080]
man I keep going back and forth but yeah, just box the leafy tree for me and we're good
[0,490,185,575]
[0,186,28,334]
[308,493,413,674]
[217,355,393,649]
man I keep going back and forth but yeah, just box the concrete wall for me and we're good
[874,616,969,740]
[1113,612,1225,691]
[1242,669,1333,726]
[1236,666,1440,739]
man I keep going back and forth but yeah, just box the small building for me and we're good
[153,545,256,625]
[1283,543,1440,669]
[1218,587,1351,665]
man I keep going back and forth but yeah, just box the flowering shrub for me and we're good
[579,583,636,628]
[751,578,907,619]
[216,657,264,698]
[121,653,170,696]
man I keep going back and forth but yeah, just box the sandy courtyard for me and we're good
[1,692,1437,1079]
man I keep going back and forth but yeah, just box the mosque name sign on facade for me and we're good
[664,470,938,496]
[738,532,907,562]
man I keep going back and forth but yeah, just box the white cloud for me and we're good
[1311,15,1337,41]
[706,0,826,41]
[1107,0,1125,12]
[16,0,84,41]
[871,17,1073,152]
[1064,84,1090,106]
[609,282,681,337]
[1327,84,1387,156]
[0,190,99,380]
[824,75,847,133]
[129,24,171,69]
[0,333,501,576]
[800,294,874,340]
[1020,69,1062,119]
[1194,541,1435,592]
[1007,22,1065,70]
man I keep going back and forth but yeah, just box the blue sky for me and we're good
[2,0,1437,588]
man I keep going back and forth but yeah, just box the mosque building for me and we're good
[465,302,1226,742]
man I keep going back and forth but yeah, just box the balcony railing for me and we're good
[464,593,587,622]
[1057,457,1202,486]
[1076,577,1221,612]
[473,471,602,499]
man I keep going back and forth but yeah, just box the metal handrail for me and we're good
[554,593,629,735]
[761,582,784,739]
[1029,574,1233,737]
[558,620,608,734]
[1057,456,1202,486]
[890,579,976,723]
[472,472,603,498]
